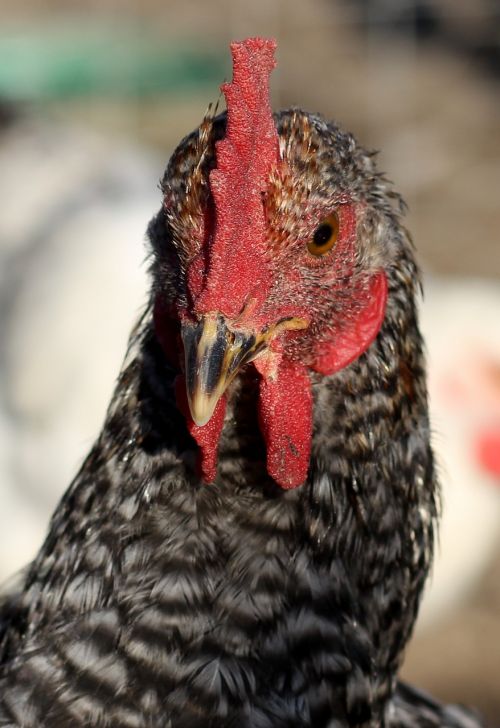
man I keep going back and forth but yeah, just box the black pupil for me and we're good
[313,223,333,248]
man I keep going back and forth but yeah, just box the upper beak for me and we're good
[181,313,308,426]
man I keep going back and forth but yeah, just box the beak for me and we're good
[181,314,264,426]
[181,313,308,427]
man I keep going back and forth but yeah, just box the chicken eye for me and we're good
[307,212,339,256]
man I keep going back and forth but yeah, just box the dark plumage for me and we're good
[0,39,484,728]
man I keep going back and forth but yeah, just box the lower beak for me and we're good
[181,314,265,426]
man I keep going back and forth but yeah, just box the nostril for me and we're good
[236,296,260,324]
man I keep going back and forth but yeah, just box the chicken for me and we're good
[0,38,484,728]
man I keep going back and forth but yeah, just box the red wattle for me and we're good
[257,361,313,489]
[174,377,226,482]
[312,272,388,375]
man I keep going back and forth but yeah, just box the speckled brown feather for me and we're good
[0,109,484,727]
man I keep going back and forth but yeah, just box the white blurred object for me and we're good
[0,115,159,580]
[417,277,500,629]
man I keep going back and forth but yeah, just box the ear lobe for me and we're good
[154,295,181,368]
[311,272,388,376]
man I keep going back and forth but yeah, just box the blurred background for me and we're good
[0,0,499,723]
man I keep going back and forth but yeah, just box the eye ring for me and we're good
[307,212,340,256]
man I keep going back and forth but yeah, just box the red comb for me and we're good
[192,38,280,318]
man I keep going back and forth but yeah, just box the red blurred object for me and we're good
[476,427,500,478]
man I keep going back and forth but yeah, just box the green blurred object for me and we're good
[0,27,227,100]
